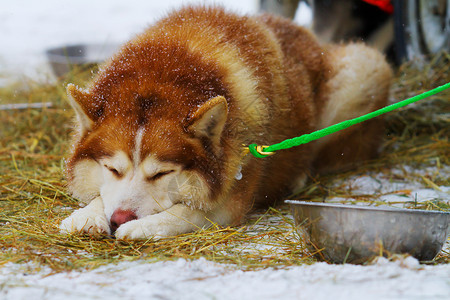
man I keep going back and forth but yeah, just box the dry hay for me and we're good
[0,52,449,273]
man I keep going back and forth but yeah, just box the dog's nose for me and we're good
[110,209,138,233]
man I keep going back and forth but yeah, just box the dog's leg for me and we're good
[59,196,110,235]
[314,43,392,173]
[114,203,231,240]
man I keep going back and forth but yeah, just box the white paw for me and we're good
[114,219,163,240]
[114,204,210,240]
[60,208,110,235]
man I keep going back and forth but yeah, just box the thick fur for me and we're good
[60,6,392,239]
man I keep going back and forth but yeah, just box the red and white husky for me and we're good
[60,6,392,239]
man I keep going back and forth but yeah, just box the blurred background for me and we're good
[1,0,448,85]
[262,0,449,64]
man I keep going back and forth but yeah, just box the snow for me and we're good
[0,0,311,85]
[0,0,258,84]
[0,1,449,299]
[1,257,449,300]
[326,165,450,208]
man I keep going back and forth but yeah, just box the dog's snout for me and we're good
[110,209,137,232]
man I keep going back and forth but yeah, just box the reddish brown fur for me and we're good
[66,6,391,226]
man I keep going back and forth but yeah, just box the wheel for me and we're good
[394,0,449,62]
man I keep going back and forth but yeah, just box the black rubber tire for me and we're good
[394,0,449,63]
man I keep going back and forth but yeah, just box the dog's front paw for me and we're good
[60,207,110,235]
[114,204,210,240]
[114,219,162,240]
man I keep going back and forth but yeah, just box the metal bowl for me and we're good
[46,43,119,78]
[287,200,450,264]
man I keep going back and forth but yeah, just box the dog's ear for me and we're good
[187,96,228,148]
[67,83,101,135]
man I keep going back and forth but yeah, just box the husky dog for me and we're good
[60,6,392,239]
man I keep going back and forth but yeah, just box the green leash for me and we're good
[247,82,450,158]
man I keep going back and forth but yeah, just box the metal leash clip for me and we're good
[255,145,275,156]
[243,144,276,158]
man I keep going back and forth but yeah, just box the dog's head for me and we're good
[65,81,231,231]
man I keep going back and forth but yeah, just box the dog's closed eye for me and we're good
[104,165,123,178]
[146,170,174,181]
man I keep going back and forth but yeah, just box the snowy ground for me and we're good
[0,0,312,85]
[1,1,449,299]
[1,257,449,300]
[1,165,449,299]
[0,0,257,85]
